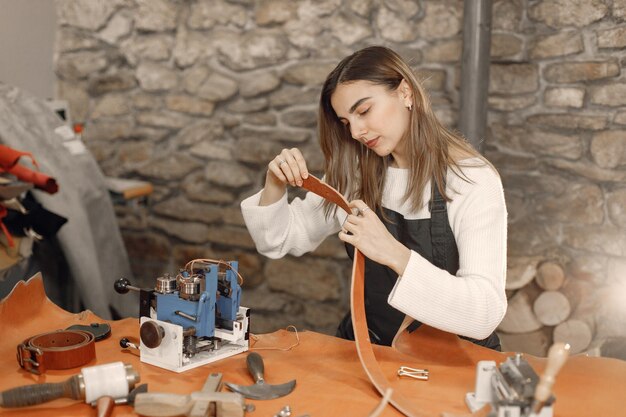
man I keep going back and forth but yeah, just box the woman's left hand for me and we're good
[339,200,411,276]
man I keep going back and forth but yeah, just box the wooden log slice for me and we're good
[505,256,542,290]
[498,327,553,357]
[498,284,543,334]
[535,261,565,291]
[553,319,593,354]
[533,290,571,326]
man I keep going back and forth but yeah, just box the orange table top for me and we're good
[1,276,626,417]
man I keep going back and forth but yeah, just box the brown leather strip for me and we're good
[17,329,96,374]
[301,175,427,417]
[301,175,351,214]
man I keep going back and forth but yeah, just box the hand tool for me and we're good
[528,342,570,416]
[133,372,252,417]
[224,352,296,400]
[0,361,139,408]
[272,404,310,417]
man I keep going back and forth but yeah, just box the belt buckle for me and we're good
[17,343,43,375]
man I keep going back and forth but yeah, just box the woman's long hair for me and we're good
[318,45,484,218]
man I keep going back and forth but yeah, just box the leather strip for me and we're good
[0,144,39,171]
[17,329,96,374]
[301,175,427,417]
[3,164,59,194]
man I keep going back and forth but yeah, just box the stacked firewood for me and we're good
[497,260,596,357]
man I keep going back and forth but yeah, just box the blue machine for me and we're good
[154,261,242,338]
[114,259,250,372]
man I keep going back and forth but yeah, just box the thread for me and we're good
[82,362,129,403]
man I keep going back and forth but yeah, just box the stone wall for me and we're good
[54,0,626,356]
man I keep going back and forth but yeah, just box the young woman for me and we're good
[241,46,507,350]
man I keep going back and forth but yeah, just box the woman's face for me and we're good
[330,79,412,167]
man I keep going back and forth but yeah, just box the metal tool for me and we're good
[225,352,296,400]
[465,343,570,417]
[89,383,148,407]
[272,404,311,417]
[274,405,292,417]
[0,362,139,408]
[134,372,252,417]
[114,258,250,373]
[397,365,429,380]
[90,385,147,417]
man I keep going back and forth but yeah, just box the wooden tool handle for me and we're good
[535,342,571,403]
[246,352,265,383]
[134,393,192,416]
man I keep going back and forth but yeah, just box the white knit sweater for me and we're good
[240,158,508,340]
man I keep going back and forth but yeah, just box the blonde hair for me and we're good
[318,45,484,217]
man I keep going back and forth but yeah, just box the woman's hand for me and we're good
[268,147,309,187]
[339,200,411,276]
[260,148,309,206]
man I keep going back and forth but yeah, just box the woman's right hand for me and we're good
[260,148,309,206]
[267,148,309,187]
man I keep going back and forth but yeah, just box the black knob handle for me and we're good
[140,321,165,349]
[114,278,131,294]
[119,337,138,350]
[114,278,143,294]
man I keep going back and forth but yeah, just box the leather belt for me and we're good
[17,330,96,374]
[301,175,427,417]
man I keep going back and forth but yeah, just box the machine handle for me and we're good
[246,352,265,384]
[114,278,142,294]
[134,393,192,416]
[0,376,81,407]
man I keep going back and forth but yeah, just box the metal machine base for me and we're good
[139,307,250,373]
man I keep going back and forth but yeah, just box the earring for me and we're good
[407,103,412,111]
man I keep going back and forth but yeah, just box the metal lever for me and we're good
[120,338,139,350]
[114,278,142,294]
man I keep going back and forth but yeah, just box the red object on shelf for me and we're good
[0,144,59,247]
[0,144,58,194]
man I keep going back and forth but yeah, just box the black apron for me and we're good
[337,185,501,350]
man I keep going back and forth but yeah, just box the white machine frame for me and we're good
[139,307,250,373]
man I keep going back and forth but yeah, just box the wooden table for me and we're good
[1,276,626,417]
